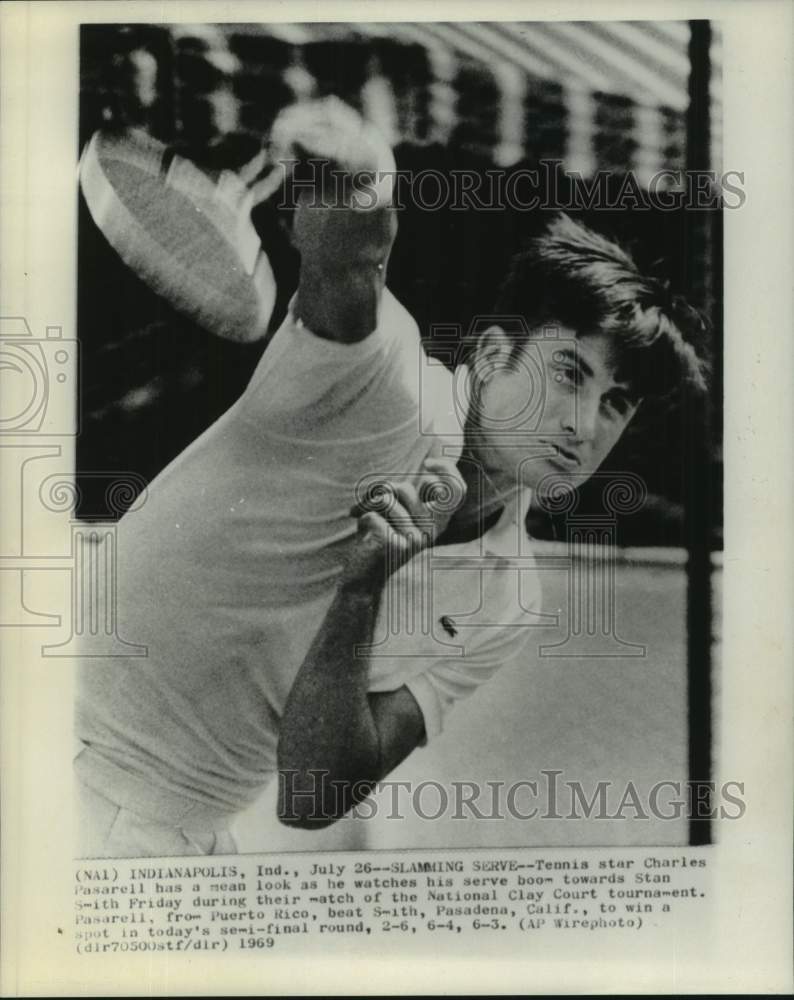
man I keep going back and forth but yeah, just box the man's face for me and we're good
[469,324,640,494]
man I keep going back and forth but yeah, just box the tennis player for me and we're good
[75,98,708,856]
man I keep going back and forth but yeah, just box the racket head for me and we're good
[79,129,277,343]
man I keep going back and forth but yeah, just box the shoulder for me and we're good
[380,287,421,347]
[278,285,420,357]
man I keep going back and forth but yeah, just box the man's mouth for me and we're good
[546,443,581,468]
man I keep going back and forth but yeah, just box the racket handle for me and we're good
[245,164,288,209]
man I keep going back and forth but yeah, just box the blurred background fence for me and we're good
[77,20,722,549]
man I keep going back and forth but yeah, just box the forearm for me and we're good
[293,198,398,342]
[268,97,398,342]
[277,577,383,826]
[275,460,465,828]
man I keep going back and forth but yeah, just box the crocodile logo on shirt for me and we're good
[439,615,458,637]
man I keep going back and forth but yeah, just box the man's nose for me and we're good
[561,393,598,443]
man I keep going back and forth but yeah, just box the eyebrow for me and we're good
[555,347,594,379]
[556,347,637,399]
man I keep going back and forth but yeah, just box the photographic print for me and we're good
[1,3,791,996]
[72,18,723,855]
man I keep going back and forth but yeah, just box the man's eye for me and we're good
[553,364,579,386]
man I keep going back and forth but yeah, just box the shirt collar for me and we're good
[434,362,535,558]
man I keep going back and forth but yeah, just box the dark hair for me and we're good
[493,212,710,399]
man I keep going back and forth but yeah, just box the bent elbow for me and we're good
[276,784,344,830]
[275,761,339,829]
[275,763,375,828]
[277,808,339,831]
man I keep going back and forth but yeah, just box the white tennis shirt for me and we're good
[77,290,543,814]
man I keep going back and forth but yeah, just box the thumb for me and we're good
[424,436,448,462]
[418,458,467,514]
[421,439,462,481]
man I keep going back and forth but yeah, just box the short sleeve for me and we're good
[368,557,544,743]
[240,288,416,430]
[403,625,535,743]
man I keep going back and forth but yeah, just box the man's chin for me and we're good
[529,468,592,511]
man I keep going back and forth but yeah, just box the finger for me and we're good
[248,163,288,208]
[423,435,451,463]
[237,147,269,185]
[269,99,390,184]
[357,512,411,570]
[420,452,465,490]
[389,481,442,542]
[417,464,467,513]
[389,481,426,523]
[270,103,360,161]
[355,483,396,516]
[357,510,388,539]
[421,455,461,478]
[382,498,426,552]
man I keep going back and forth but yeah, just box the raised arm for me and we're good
[270,98,398,343]
[276,459,466,828]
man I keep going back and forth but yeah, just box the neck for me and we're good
[448,436,522,534]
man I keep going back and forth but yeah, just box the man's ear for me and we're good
[473,325,514,368]
[468,326,515,398]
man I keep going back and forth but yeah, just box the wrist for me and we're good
[339,567,385,601]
